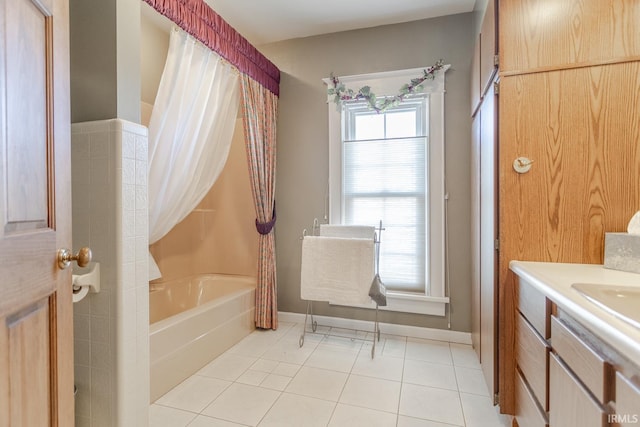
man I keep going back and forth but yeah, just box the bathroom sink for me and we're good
[571,283,640,330]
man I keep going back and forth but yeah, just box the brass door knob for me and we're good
[57,247,92,269]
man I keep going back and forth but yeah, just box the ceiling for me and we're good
[143,0,477,45]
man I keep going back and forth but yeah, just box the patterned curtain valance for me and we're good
[143,0,280,96]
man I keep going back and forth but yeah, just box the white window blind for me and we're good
[342,98,428,292]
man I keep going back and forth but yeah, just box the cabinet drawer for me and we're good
[517,277,550,338]
[517,312,549,410]
[551,316,609,404]
[516,371,548,427]
[549,353,606,427]
[615,372,640,426]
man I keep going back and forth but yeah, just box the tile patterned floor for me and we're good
[150,322,510,427]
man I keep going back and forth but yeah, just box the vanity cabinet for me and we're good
[512,269,640,427]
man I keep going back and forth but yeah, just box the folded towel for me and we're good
[319,224,376,239]
[301,236,374,306]
[368,273,387,306]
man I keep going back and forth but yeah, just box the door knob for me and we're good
[57,247,92,269]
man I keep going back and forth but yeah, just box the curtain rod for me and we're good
[143,0,280,96]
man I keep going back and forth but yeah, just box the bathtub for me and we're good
[149,274,256,401]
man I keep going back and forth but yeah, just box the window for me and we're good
[325,66,449,315]
[342,98,427,292]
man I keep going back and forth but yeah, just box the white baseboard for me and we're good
[278,311,471,345]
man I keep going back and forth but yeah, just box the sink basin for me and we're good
[571,283,640,330]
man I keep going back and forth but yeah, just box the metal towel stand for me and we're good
[299,219,385,359]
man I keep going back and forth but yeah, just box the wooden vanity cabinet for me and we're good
[514,277,617,427]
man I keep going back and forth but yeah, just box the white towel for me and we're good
[319,224,376,240]
[300,236,374,306]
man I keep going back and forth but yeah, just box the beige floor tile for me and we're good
[202,383,280,427]
[329,403,397,427]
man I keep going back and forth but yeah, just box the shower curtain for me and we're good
[148,28,240,278]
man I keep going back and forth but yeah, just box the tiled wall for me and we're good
[149,118,258,282]
[72,119,149,427]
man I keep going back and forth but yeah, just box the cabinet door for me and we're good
[499,62,640,267]
[499,0,640,74]
[549,354,606,427]
[615,372,640,427]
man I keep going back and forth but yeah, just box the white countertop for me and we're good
[509,261,640,365]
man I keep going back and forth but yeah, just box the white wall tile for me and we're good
[135,135,147,160]
[135,160,147,186]
[135,210,148,237]
[90,132,110,159]
[122,158,136,185]
[135,185,147,211]
[90,315,111,344]
[74,339,91,367]
[123,184,136,211]
[122,132,136,159]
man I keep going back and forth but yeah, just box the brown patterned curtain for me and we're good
[241,75,278,330]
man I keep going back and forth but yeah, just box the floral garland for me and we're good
[327,59,445,113]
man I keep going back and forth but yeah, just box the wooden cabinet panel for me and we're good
[517,278,550,338]
[499,0,640,74]
[615,372,640,426]
[517,313,549,410]
[480,0,497,94]
[516,371,548,427]
[549,353,606,427]
[551,316,610,404]
[500,61,640,276]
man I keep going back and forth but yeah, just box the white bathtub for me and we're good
[149,274,256,401]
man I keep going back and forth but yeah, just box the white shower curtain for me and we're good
[148,28,240,279]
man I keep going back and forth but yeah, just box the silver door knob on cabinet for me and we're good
[513,157,534,174]
[57,247,92,269]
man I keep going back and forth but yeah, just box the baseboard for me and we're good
[278,311,471,345]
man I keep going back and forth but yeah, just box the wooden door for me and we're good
[0,0,73,425]
[479,78,498,401]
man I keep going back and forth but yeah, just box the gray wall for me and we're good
[70,0,140,123]
[259,13,475,332]
[473,0,491,36]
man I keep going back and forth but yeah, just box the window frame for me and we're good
[324,66,450,316]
